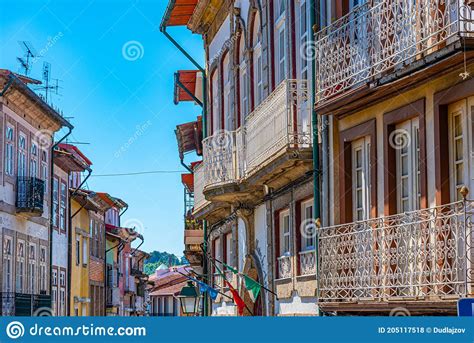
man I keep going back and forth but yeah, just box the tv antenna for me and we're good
[17,41,36,76]
[36,62,62,103]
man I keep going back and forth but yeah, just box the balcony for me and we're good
[318,201,474,311]
[1,292,51,316]
[16,177,45,216]
[125,275,137,294]
[314,0,474,111]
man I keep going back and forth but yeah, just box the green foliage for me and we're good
[143,251,189,275]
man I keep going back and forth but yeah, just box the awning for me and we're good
[161,0,198,28]
[174,70,203,105]
[175,116,202,160]
[54,143,92,173]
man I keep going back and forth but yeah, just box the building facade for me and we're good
[0,69,72,316]
[163,0,474,316]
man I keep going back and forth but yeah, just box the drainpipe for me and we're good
[310,0,322,315]
[161,23,209,316]
[119,204,129,219]
[50,126,72,310]
[67,167,91,315]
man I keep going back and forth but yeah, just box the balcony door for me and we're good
[352,137,371,221]
[396,118,421,213]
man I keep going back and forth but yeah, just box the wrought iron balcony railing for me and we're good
[202,128,243,189]
[16,176,45,215]
[314,0,474,105]
[106,287,121,307]
[1,292,51,316]
[245,79,311,176]
[198,79,312,195]
[318,200,474,303]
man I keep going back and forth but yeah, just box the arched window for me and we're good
[275,0,286,84]
[252,12,263,107]
[211,70,219,133]
[238,34,248,125]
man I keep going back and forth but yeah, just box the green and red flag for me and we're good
[223,262,261,302]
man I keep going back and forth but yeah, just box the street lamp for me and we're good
[177,281,200,316]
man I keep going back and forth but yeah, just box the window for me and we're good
[280,210,291,255]
[275,0,286,84]
[301,199,315,250]
[28,243,37,294]
[222,53,232,130]
[225,233,232,267]
[450,106,466,201]
[253,13,263,106]
[60,182,67,231]
[3,236,13,292]
[75,234,81,266]
[41,150,48,194]
[211,71,220,132]
[18,133,27,177]
[5,125,14,176]
[39,247,47,293]
[395,119,420,213]
[30,143,38,177]
[238,36,248,123]
[59,288,66,316]
[52,286,57,316]
[53,178,59,228]
[16,240,25,292]
[352,137,371,221]
[82,237,88,265]
[299,0,308,80]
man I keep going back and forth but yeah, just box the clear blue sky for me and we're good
[0,0,204,256]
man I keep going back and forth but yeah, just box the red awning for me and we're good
[175,116,202,159]
[174,70,202,105]
[181,173,194,192]
[161,0,198,27]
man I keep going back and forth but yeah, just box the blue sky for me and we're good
[0,0,204,256]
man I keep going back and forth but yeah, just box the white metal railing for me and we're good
[213,273,223,289]
[277,255,292,279]
[193,163,209,212]
[245,79,312,175]
[315,0,474,104]
[318,200,474,302]
[299,250,317,276]
[202,129,242,188]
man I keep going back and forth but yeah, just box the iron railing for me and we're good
[16,177,45,215]
[199,79,312,194]
[318,200,474,302]
[1,292,51,316]
[314,0,474,105]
